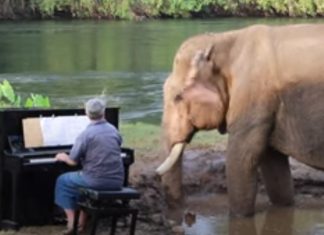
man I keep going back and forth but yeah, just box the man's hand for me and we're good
[55,152,77,166]
[55,152,69,162]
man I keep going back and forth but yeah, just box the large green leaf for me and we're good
[14,95,22,107]
[24,97,34,108]
[0,80,51,108]
[0,80,16,103]
[24,93,51,108]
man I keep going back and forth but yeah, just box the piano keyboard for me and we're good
[27,152,128,165]
[28,158,57,164]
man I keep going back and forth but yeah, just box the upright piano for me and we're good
[0,108,134,229]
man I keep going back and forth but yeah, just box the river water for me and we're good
[1,18,324,124]
[180,194,324,235]
[183,207,324,235]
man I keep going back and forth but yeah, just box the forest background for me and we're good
[1,0,324,20]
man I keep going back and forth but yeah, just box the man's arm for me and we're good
[55,152,78,166]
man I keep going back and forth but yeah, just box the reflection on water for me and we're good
[182,207,324,235]
[1,18,324,123]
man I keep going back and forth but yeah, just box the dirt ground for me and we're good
[127,146,324,235]
[3,146,324,235]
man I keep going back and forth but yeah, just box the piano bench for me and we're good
[73,187,140,235]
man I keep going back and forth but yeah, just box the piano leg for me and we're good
[0,168,2,228]
[1,170,21,229]
[11,170,21,228]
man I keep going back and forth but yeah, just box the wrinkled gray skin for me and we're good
[160,24,324,216]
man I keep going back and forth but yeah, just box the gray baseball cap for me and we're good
[85,98,106,120]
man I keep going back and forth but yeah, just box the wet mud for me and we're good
[128,147,324,235]
[3,147,324,235]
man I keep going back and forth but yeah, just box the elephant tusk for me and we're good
[156,143,186,175]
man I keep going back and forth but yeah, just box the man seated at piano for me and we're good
[54,98,125,235]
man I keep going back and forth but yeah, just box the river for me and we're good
[1,18,324,124]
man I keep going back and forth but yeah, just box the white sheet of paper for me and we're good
[40,116,90,146]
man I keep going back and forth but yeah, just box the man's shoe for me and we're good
[62,225,85,235]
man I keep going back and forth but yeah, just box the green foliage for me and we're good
[30,0,134,19]
[24,93,50,108]
[250,0,317,16]
[0,80,50,108]
[0,80,21,107]
[315,0,324,15]
[1,0,324,19]
[296,0,316,16]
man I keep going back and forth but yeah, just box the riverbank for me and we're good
[119,122,227,157]
[1,0,324,20]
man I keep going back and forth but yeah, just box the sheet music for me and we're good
[40,116,90,146]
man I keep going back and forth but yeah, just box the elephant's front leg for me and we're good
[226,147,259,217]
[226,124,271,217]
[260,148,294,206]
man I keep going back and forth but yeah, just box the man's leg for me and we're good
[79,210,87,231]
[64,209,75,229]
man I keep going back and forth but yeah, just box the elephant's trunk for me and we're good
[156,143,186,175]
[155,142,186,208]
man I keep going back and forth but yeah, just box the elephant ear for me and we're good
[191,45,214,68]
[181,83,225,130]
[187,45,215,86]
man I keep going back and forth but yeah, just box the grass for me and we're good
[120,122,228,157]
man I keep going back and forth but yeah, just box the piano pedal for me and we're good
[53,216,67,225]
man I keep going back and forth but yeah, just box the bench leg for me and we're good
[90,212,99,235]
[73,209,81,235]
[110,216,118,235]
[130,210,138,235]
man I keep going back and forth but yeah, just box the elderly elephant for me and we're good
[156,24,324,217]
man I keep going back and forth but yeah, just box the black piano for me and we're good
[0,108,134,229]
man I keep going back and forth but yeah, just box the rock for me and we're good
[184,211,196,227]
[171,225,185,235]
[151,213,165,225]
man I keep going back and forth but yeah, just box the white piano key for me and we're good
[29,158,57,164]
[28,152,127,164]
[120,153,127,158]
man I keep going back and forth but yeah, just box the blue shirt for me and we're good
[69,120,124,189]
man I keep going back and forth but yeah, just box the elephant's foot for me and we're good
[226,158,259,217]
[260,148,294,206]
[161,158,184,209]
[229,204,255,218]
[163,189,185,209]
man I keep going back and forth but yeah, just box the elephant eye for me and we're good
[174,93,183,102]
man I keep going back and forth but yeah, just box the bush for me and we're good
[0,80,50,108]
[1,0,324,20]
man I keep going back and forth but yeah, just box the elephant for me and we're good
[156,23,324,217]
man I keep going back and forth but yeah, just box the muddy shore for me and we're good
[126,146,324,235]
